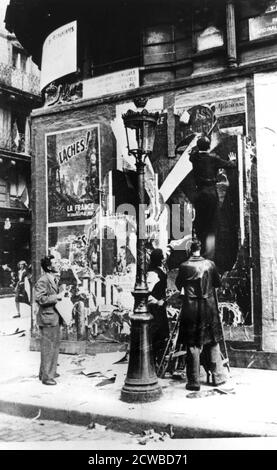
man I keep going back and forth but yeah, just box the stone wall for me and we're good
[254,71,277,352]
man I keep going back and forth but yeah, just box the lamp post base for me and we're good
[121,382,162,403]
[120,309,162,404]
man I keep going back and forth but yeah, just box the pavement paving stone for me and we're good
[0,412,137,444]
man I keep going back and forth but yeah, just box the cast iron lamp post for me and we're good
[120,98,162,403]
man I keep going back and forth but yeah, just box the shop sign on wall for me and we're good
[83,68,139,100]
[41,21,77,90]
[249,3,277,40]
[214,96,245,116]
[46,125,100,223]
[174,95,245,118]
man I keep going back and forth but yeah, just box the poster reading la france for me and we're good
[46,125,100,223]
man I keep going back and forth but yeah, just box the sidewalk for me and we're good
[1,297,277,444]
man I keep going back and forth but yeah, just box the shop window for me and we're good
[196,26,224,51]
[12,47,28,72]
[86,18,140,77]
[193,0,225,53]
[141,20,193,79]
[143,24,175,66]
[0,178,7,207]
[141,3,225,79]
[0,165,28,210]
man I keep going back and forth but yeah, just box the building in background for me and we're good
[0,0,41,295]
[5,0,277,367]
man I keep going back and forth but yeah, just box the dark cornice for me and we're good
[5,0,273,66]
[238,34,277,51]
[31,57,277,119]
[0,148,31,163]
[0,206,31,217]
[0,83,42,108]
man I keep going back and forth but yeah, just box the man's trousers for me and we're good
[186,342,227,387]
[39,325,60,381]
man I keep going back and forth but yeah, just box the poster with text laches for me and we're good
[46,125,100,223]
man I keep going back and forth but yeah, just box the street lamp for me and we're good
[120,98,162,403]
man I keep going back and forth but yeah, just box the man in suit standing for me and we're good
[175,239,227,391]
[35,255,63,385]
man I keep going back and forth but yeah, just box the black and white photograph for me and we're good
[0,0,277,458]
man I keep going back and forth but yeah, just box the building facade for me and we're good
[0,0,41,295]
[5,0,277,367]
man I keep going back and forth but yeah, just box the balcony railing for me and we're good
[0,62,40,96]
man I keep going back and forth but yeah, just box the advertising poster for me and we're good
[48,223,100,275]
[171,96,251,328]
[46,125,100,223]
[83,67,139,100]
[48,223,100,336]
[41,21,77,90]
[249,3,277,41]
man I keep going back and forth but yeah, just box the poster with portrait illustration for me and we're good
[48,223,100,276]
[46,125,100,223]
[172,95,252,327]
[173,96,246,273]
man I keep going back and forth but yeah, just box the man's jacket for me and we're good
[175,255,222,346]
[189,149,236,188]
[35,273,60,327]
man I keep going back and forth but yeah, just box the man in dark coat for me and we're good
[189,135,236,259]
[147,249,170,369]
[35,255,63,385]
[175,239,227,391]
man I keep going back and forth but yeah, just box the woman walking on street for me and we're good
[12,260,30,318]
